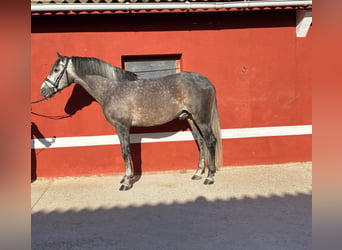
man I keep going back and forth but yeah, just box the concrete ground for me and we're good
[32,162,312,250]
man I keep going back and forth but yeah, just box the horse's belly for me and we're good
[131,105,181,127]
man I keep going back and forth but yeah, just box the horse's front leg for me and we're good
[116,123,133,191]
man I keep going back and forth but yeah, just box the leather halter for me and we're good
[44,57,70,91]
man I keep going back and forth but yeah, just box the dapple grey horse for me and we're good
[40,52,222,190]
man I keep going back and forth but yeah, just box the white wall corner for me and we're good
[296,9,312,38]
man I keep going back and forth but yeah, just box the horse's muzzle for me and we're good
[40,85,55,98]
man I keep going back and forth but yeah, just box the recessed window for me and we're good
[122,54,181,79]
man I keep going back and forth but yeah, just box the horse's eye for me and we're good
[54,68,59,73]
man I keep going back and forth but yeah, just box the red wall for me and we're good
[31,11,311,178]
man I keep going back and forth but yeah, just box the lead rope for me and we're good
[31,96,50,104]
[31,111,72,120]
[31,58,72,119]
[31,92,72,119]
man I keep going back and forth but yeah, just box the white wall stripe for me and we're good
[31,125,312,149]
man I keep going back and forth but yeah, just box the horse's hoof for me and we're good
[204,178,214,185]
[119,184,132,191]
[192,174,202,180]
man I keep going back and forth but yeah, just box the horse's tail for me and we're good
[204,95,223,169]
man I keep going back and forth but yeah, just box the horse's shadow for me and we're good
[65,84,191,185]
[31,122,54,182]
[64,84,95,115]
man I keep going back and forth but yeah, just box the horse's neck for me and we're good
[74,75,117,105]
[70,56,136,103]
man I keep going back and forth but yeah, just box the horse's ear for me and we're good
[56,51,65,60]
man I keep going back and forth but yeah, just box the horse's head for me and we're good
[40,52,72,98]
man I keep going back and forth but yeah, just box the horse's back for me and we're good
[162,71,213,87]
[140,71,214,95]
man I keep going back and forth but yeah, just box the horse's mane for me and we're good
[71,56,138,81]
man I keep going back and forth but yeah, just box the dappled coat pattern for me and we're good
[40,53,222,190]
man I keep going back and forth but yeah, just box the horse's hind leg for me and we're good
[197,123,217,185]
[116,123,133,191]
[187,119,205,180]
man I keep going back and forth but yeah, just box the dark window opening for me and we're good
[122,54,181,79]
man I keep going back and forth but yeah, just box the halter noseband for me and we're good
[44,57,70,91]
